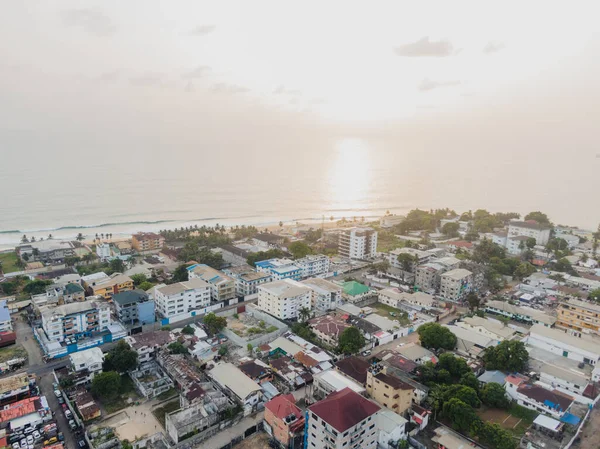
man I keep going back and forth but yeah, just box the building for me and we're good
[224,266,272,297]
[444,325,499,358]
[264,394,305,449]
[257,279,311,321]
[338,227,378,260]
[41,298,111,343]
[186,264,236,302]
[439,268,473,301]
[90,273,134,299]
[131,232,165,252]
[255,258,303,281]
[388,248,431,272]
[0,373,33,405]
[81,272,110,290]
[506,235,531,255]
[485,300,556,327]
[378,289,435,310]
[252,233,285,249]
[335,356,371,385]
[301,278,342,311]
[297,254,330,278]
[342,280,371,303]
[69,347,104,385]
[308,315,350,347]
[112,290,155,325]
[208,362,262,409]
[374,409,408,449]
[379,214,405,228]
[514,384,574,419]
[396,344,436,365]
[0,395,51,433]
[125,330,173,363]
[556,299,600,336]
[72,388,101,421]
[366,365,414,416]
[414,262,446,292]
[432,426,483,449]
[96,243,111,261]
[154,279,211,319]
[307,388,380,449]
[508,221,552,246]
[456,316,516,340]
[313,369,366,399]
[17,240,75,263]
[130,361,174,399]
[477,370,507,387]
[527,324,600,365]
[0,300,12,332]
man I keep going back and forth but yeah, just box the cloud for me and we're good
[211,83,249,94]
[189,25,216,36]
[418,78,461,92]
[182,65,211,79]
[483,41,505,54]
[394,37,453,57]
[129,73,165,88]
[61,8,116,36]
[99,70,121,82]
[274,85,301,96]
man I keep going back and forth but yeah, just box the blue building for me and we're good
[113,290,155,325]
[255,258,302,281]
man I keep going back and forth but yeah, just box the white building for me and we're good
[69,347,104,385]
[388,248,431,272]
[456,316,516,341]
[439,268,473,301]
[301,278,342,311]
[297,254,330,278]
[506,236,531,255]
[257,279,311,320]
[208,362,262,409]
[415,256,461,292]
[0,300,12,332]
[96,243,112,261]
[527,324,600,365]
[508,221,552,246]
[485,300,556,327]
[307,388,380,449]
[338,227,378,260]
[379,214,405,228]
[313,369,366,398]
[255,258,303,281]
[41,299,111,343]
[186,264,236,302]
[374,409,407,449]
[154,278,211,319]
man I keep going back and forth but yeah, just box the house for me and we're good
[432,426,483,449]
[313,369,366,399]
[125,330,173,363]
[301,278,342,311]
[17,240,75,263]
[113,290,155,325]
[0,300,12,332]
[556,298,600,336]
[445,240,474,253]
[477,370,507,387]
[374,409,408,449]
[366,365,414,416]
[388,248,431,272]
[439,269,473,301]
[252,233,285,249]
[154,278,211,319]
[186,264,236,302]
[380,214,406,228]
[90,273,134,299]
[62,283,85,302]
[444,325,499,358]
[0,373,33,405]
[508,221,552,246]
[338,227,378,260]
[485,300,556,327]
[238,359,273,384]
[257,279,311,321]
[306,388,380,449]
[255,258,303,281]
[0,396,51,433]
[308,314,350,347]
[527,324,600,365]
[514,384,574,419]
[131,232,165,252]
[335,356,371,385]
[409,404,431,432]
[396,343,436,365]
[264,394,305,449]
[73,388,101,421]
[69,347,104,385]
[208,362,262,410]
[456,316,516,340]
[342,281,371,303]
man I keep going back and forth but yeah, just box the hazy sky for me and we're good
[1,1,600,229]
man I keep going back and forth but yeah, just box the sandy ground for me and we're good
[232,432,271,449]
[574,407,600,449]
[102,401,162,442]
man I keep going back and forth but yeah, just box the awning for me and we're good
[560,413,581,425]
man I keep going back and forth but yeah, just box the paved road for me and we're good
[38,374,79,449]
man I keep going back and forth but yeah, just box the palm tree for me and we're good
[279,221,283,228]
[95,233,99,240]
[21,235,28,243]
[30,236,36,242]
[76,233,84,241]
[298,307,312,323]
[47,234,53,240]
[100,233,104,240]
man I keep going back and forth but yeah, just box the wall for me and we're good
[219,304,289,348]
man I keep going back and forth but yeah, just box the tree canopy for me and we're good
[524,211,551,226]
[247,249,286,267]
[168,342,188,355]
[181,325,195,335]
[442,222,460,238]
[92,371,121,399]
[109,258,126,274]
[443,398,477,432]
[481,382,510,409]
[589,288,600,302]
[288,241,313,259]
[103,340,138,372]
[483,340,528,372]
[417,323,457,350]
[203,313,227,335]
[177,244,224,269]
[337,326,365,354]
[130,273,148,286]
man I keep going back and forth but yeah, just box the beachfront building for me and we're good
[306,388,380,449]
[366,365,414,416]
[556,298,600,336]
[439,268,473,301]
[379,214,406,228]
[297,254,330,278]
[257,279,311,321]
[154,279,211,319]
[41,299,112,343]
[0,300,12,332]
[186,264,236,302]
[508,221,552,246]
[112,290,155,325]
[17,240,75,263]
[255,258,303,281]
[90,273,134,299]
[131,232,165,252]
[338,227,378,260]
[301,277,342,311]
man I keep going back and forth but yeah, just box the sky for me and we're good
[1,1,600,230]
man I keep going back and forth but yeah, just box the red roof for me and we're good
[265,394,303,420]
[294,351,319,368]
[309,388,380,432]
[448,241,473,248]
[0,396,41,422]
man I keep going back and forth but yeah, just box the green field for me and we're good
[372,302,412,326]
[0,345,28,363]
[0,252,20,274]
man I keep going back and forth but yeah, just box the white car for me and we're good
[32,431,41,441]
[26,436,33,445]
[12,443,19,449]
[54,390,62,398]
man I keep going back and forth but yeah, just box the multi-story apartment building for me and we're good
[131,232,165,252]
[439,268,473,301]
[125,330,173,363]
[255,258,303,281]
[388,248,431,272]
[506,235,530,255]
[366,365,414,416]
[556,298,600,336]
[297,254,330,278]
[41,298,111,342]
[301,277,342,311]
[507,221,552,246]
[17,240,75,263]
[257,279,311,321]
[0,300,12,332]
[338,227,378,260]
[69,347,104,385]
[154,279,211,319]
[264,394,305,449]
[90,273,134,299]
[235,271,272,297]
[186,264,236,302]
[414,256,461,292]
[307,388,380,449]
[113,290,156,325]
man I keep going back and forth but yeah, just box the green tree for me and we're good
[138,281,153,291]
[481,382,510,409]
[23,279,52,295]
[203,313,227,335]
[484,340,528,372]
[397,253,416,272]
[103,340,138,372]
[64,256,80,267]
[298,307,312,323]
[171,263,192,282]
[459,372,479,392]
[109,258,126,273]
[181,325,195,335]
[121,440,133,449]
[130,273,148,286]
[525,237,536,249]
[247,343,253,352]
[472,238,506,264]
[443,398,477,432]
[466,292,481,311]
[76,233,85,241]
[338,327,365,354]
[92,371,121,399]
[168,342,188,354]
[397,440,409,449]
[289,241,312,259]
[442,222,460,238]
[417,323,457,350]
[218,345,228,356]
[452,385,481,408]
[589,288,600,302]
[247,249,286,267]
[438,353,470,379]
[524,211,551,226]
[514,262,536,280]
[475,422,516,449]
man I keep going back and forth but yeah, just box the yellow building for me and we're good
[91,274,134,299]
[366,365,414,416]
[131,232,165,252]
[556,298,600,335]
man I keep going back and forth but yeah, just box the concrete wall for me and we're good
[219,304,288,348]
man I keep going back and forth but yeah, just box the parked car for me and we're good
[361,350,371,356]
[53,390,62,398]
[61,403,67,410]
[43,437,57,446]
[78,440,87,448]
[68,420,77,430]
[57,396,65,404]
[26,436,33,446]
[32,431,40,441]
[12,443,19,449]
[57,433,64,442]
[65,410,73,419]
